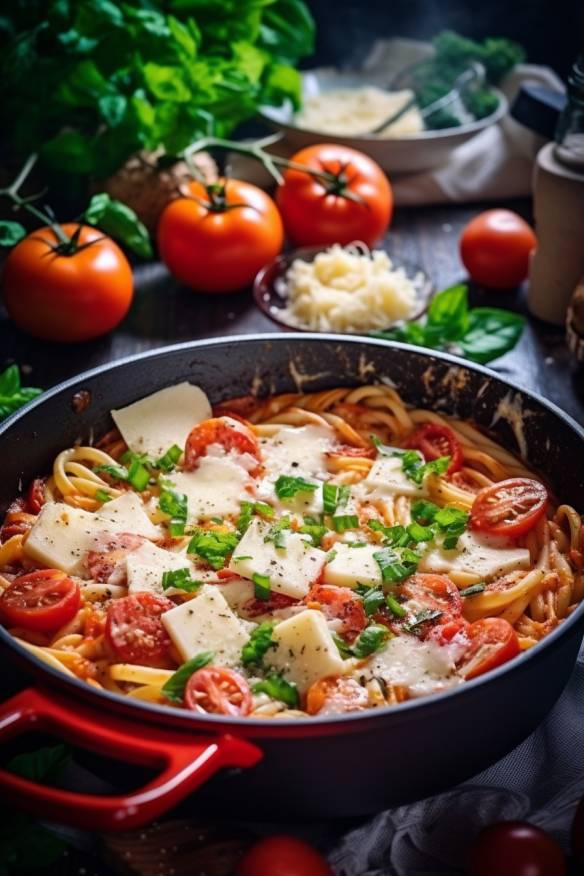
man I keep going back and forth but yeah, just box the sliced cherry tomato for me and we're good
[25,478,47,514]
[326,444,376,460]
[458,617,520,680]
[468,820,565,876]
[243,592,299,617]
[236,835,333,876]
[86,532,146,583]
[306,676,369,716]
[427,616,470,646]
[184,416,260,474]
[0,569,81,633]
[307,584,366,642]
[406,423,463,473]
[471,478,548,537]
[0,497,35,543]
[184,666,252,716]
[400,573,463,632]
[105,592,174,666]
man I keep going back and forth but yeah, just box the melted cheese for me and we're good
[111,383,212,457]
[126,541,196,596]
[361,454,428,499]
[24,496,158,575]
[323,543,382,589]
[364,636,459,697]
[260,425,335,482]
[161,584,251,666]
[170,456,251,521]
[266,609,347,693]
[418,530,531,583]
[228,518,326,600]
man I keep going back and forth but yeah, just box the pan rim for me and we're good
[1,332,583,733]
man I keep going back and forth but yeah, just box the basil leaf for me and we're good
[264,516,292,549]
[332,631,353,659]
[352,624,390,658]
[460,583,486,597]
[161,651,215,704]
[386,595,407,618]
[406,521,434,543]
[323,482,350,515]
[187,529,238,570]
[95,488,112,503]
[373,547,420,583]
[274,475,319,499]
[426,284,469,339]
[159,483,188,536]
[161,568,203,593]
[403,608,443,633]
[397,450,451,485]
[362,587,386,617]
[253,673,299,708]
[94,462,129,481]
[252,572,271,601]
[459,308,525,364]
[411,499,440,523]
[332,514,359,533]
[85,192,152,259]
[241,621,276,666]
[127,457,150,491]
[298,516,327,547]
[8,744,70,783]
[0,220,26,247]
[156,444,182,472]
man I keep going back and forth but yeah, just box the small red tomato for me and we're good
[460,209,537,289]
[572,799,584,866]
[237,835,333,876]
[0,569,81,633]
[468,821,565,876]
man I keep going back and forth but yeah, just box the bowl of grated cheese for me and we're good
[253,242,434,335]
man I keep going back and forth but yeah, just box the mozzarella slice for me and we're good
[228,518,326,600]
[362,454,428,499]
[418,529,531,583]
[259,425,335,481]
[126,541,196,596]
[161,584,251,666]
[111,382,212,458]
[323,543,382,589]
[266,609,348,693]
[363,636,459,697]
[24,497,158,575]
[169,457,250,521]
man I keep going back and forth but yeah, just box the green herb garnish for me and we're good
[264,516,292,549]
[187,528,238,569]
[252,572,271,601]
[373,546,421,583]
[161,651,215,704]
[323,482,351,515]
[161,568,203,593]
[403,609,443,634]
[362,587,386,617]
[274,475,318,499]
[459,583,486,597]
[237,500,274,535]
[411,500,469,548]
[159,482,188,536]
[127,457,150,491]
[395,449,451,485]
[241,622,276,666]
[352,624,391,658]
[299,516,327,547]
[386,595,407,618]
[253,673,299,708]
[94,462,129,481]
[95,488,112,503]
[0,364,42,421]
[156,444,182,472]
[332,514,359,533]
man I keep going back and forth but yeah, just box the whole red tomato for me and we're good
[276,144,393,247]
[2,224,133,342]
[572,799,584,866]
[236,835,333,876]
[468,821,565,876]
[157,179,283,293]
[459,209,537,289]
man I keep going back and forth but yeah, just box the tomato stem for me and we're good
[0,154,70,246]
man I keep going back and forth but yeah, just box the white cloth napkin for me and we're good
[359,38,565,206]
[325,644,584,875]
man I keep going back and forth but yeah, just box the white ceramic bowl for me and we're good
[259,69,508,176]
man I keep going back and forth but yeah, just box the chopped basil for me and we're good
[252,572,271,601]
[371,435,401,456]
[253,673,299,708]
[411,500,469,548]
[348,541,367,548]
[95,488,112,503]
[233,555,252,561]
[274,475,318,499]
[127,457,150,491]
[332,631,353,659]
[394,449,451,485]
[161,651,215,704]
[241,622,276,666]
[386,594,407,618]
[264,517,292,549]
[332,514,359,533]
[362,587,386,617]
[299,516,327,547]
[326,549,338,563]
[158,483,188,536]
[352,624,391,658]
[187,529,238,569]
[403,608,443,634]
[161,568,203,593]
[373,546,420,583]
[407,521,434,543]
[237,500,274,535]
[323,482,350,515]
[459,583,486,597]
[94,462,129,481]
[156,444,182,472]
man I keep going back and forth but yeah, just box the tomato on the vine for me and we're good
[276,144,393,247]
[2,224,133,342]
[236,835,333,876]
[468,821,565,876]
[157,179,283,293]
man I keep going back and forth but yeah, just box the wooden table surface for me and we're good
[1,198,582,426]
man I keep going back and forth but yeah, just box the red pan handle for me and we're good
[0,687,262,832]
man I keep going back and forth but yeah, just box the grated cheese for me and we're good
[294,86,424,137]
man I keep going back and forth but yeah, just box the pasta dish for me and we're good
[0,382,581,719]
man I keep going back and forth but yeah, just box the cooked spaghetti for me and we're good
[1,382,582,719]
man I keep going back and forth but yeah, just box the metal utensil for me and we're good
[369,61,485,135]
